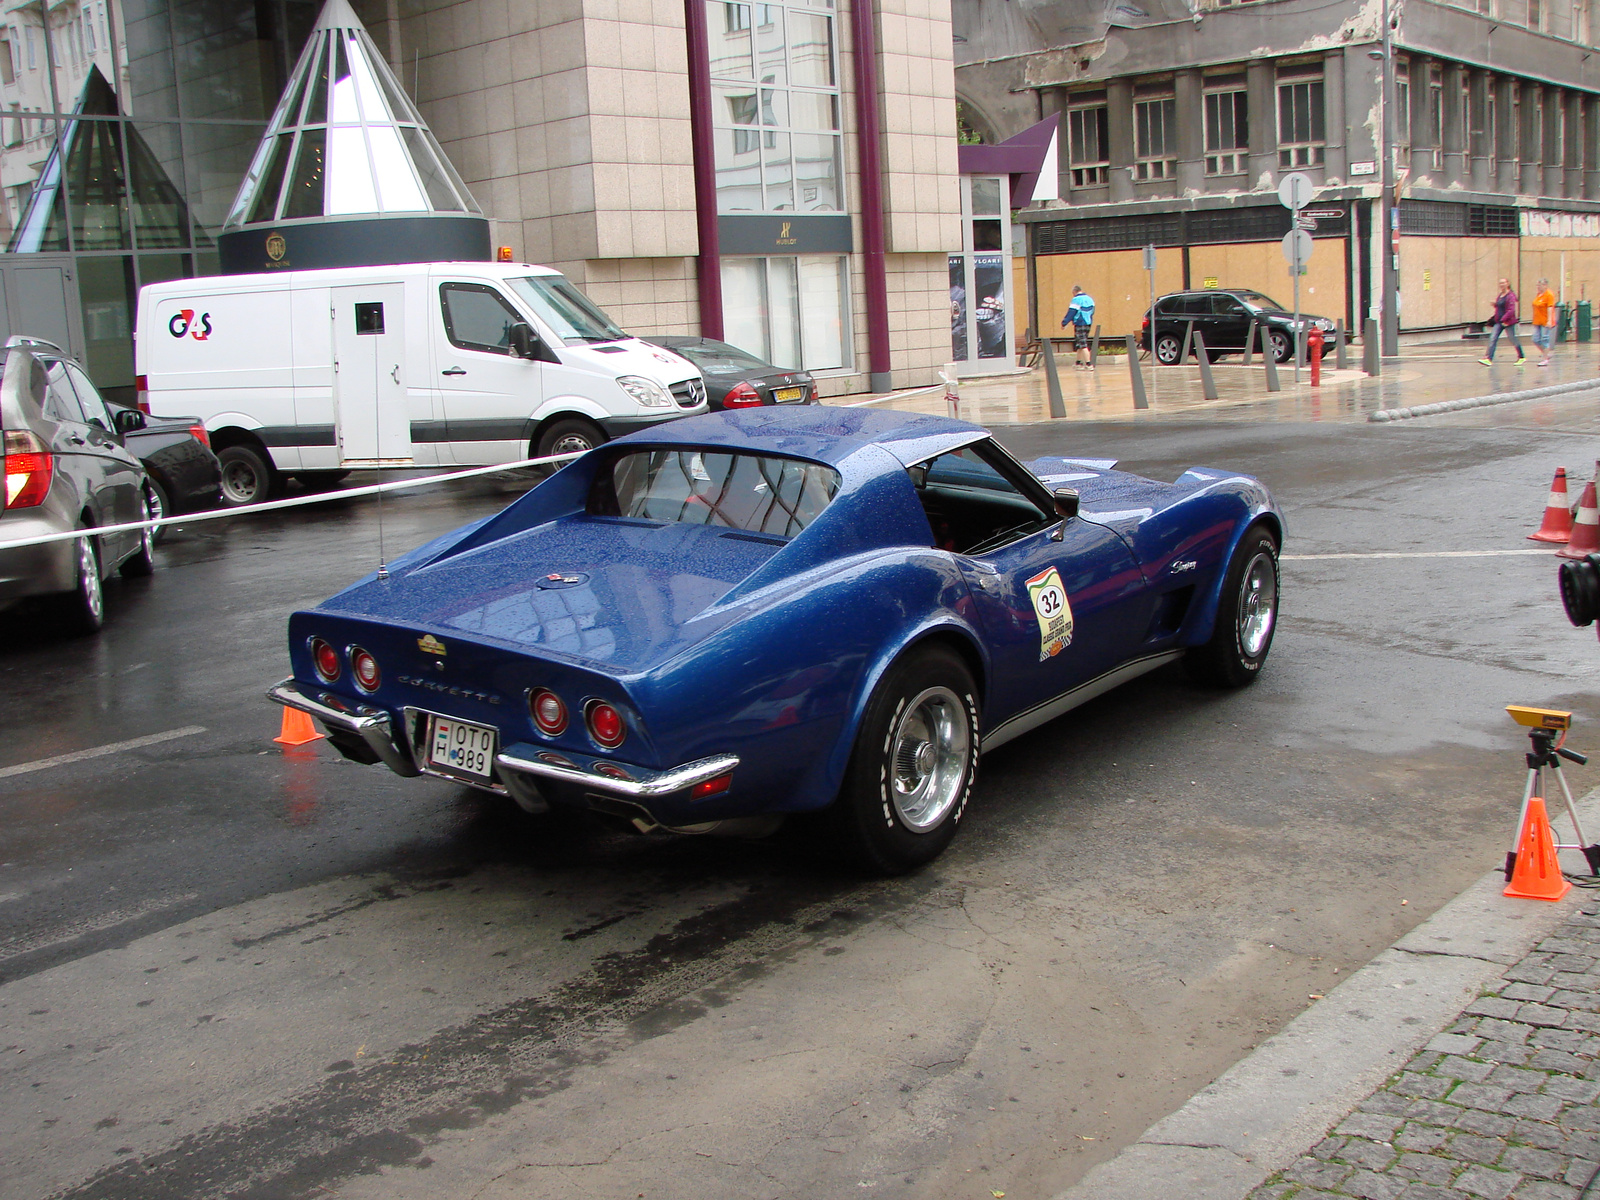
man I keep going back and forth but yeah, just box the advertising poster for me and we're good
[973,253,1006,359]
[949,254,967,361]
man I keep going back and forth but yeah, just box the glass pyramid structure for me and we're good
[218,0,489,272]
[7,65,203,254]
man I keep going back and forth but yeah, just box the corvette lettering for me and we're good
[167,309,212,340]
[1025,566,1074,660]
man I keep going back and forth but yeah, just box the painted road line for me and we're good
[1283,549,1552,561]
[0,725,207,780]
[0,892,199,963]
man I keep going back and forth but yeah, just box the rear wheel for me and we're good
[56,528,104,635]
[218,445,279,507]
[1154,332,1183,365]
[119,488,156,577]
[1186,525,1280,687]
[536,417,606,459]
[829,646,979,874]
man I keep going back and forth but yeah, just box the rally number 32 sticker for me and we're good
[1025,566,1074,661]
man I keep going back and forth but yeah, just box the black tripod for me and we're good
[1506,726,1600,881]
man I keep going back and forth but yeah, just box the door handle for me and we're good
[441,366,466,376]
[391,364,401,384]
[67,434,86,445]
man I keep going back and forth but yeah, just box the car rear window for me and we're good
[669,341,773,374]
[599,449,839,538]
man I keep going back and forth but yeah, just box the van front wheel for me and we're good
[535,418,606,459]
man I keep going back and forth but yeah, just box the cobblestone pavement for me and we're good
[1253,902,1600,1200]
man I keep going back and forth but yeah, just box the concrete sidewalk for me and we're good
[1054,791,1600,1200]
[850,340,1600,428]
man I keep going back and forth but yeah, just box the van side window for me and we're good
[39,359,86,424]
[440,283,523,355]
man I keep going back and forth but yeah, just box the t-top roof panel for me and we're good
[223,0,481,229]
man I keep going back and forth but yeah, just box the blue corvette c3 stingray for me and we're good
[270,407,1283,873]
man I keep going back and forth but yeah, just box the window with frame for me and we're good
[1133,96,1175,180]
[1067,104,1109,186]
[721,254,849,372]
[1429,64,1444,169]
[1277,77,1326,168]
[1204,88,1247,174]
[439,283,523,355]
[708,2,841,214]
[1529,0,1543,30]
[1395,60,1411,155]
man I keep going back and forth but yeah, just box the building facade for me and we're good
[955,0,1600,342]
[0,0,962,404]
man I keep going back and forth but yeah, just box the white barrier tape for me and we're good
[1368,376,1600,422]
[0,449,585,552]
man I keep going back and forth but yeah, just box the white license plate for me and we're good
[427,716,497,780]
[774,386,804,403]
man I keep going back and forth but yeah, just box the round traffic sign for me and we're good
[1278,172,1315,211]
[1280,228,1313,265]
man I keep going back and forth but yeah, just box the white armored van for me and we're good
[135,262,707,504]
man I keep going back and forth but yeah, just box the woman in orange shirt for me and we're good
[1532,279,1557,366]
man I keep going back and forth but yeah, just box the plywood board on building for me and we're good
[1187,239,1347,327]
[1397,237,1516,329]
[1034,248,1184,340]
[1520,239,1600,308]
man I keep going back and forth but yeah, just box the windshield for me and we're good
[666,341,773,374]
[598,450,839,538]
[505,275,627,345]
[1235,291,1289,312]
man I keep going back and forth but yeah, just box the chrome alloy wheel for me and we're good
[77,536,103,623]
[889,685,971,832]
[138,491,155,557]
[1237,550,1278,657]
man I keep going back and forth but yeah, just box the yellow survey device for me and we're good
[1508,706,1573,731]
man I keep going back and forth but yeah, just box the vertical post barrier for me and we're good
[1090,324,1101,368]
[1335,319,1348,370]
[1242,319,1256,366]
[1041,333,1067,419]
[1262,322,1282,392]
[1180,319,1195,364]
[1193,331,1219,400]
[1363,317,1381,376]
[1126,334,1149,409]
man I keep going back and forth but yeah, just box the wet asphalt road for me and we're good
[4,416,1600,1200]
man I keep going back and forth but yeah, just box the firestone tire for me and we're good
[1185,525,1280,688]
[829,646,980,875]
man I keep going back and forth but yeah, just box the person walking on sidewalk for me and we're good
[1062,285,1096,370]
[1531,277,1557,366]
[1479,278,1526,365]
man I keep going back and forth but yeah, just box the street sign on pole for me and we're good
[1280,229,1313,383]
[1141,244,1157,271]
[1281,228,1313,267]
[1278,172,1315,211]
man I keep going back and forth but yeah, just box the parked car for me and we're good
[1,337,157,634]
[1139,289,1342,364]
[270,407,1282,874]
[643,336,816,409]
[109,402,221,533]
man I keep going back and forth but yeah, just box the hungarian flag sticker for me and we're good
[1026,566,1074,660]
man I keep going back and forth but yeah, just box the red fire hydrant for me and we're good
[1308,326,1324,386]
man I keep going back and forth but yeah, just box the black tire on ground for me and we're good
[536,417,607,459]
[147,477,171,544]
[217,445,279,507]
[1185,524,1281,688]
[56,526,104,636]
[294,470,351,490]
[1268,330,1292,363]
[1154,333,1183,365]
[828,645,980,875]
[119,488,156,578]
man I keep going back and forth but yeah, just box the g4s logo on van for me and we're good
[168,309,212,340]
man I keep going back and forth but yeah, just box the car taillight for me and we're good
[690,773,733,800]
[1141,316,1150,331]
[134,375,150,415]
[723,381,762,408]
[351,647,380,691]
[3,430,53,509]
[529,688,567,736]
[189,423,210,449]
[585,700,626,749]
[310,637,340,682]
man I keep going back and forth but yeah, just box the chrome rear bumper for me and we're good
[267,679,420,777]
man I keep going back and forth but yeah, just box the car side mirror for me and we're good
[1050,487,1079,540]
[508,322,537,359]
[113,408,146,435]
[907,464,929,491]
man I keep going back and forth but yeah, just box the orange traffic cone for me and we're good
[1529,468,1574,542]
[1504,795,1572,901]
[274,706,325,747]
[1560,482,1600,559]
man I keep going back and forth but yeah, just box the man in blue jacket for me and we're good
[1063,285,1096,369]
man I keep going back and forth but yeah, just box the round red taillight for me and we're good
[722,381,763,408]
[311,638,340,682]
[586,701,626,749]
[530,688,567,736]
[351,647,380,691]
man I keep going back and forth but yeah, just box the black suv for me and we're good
[1138,289,1341,365]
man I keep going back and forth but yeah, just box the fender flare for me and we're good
[1181,505,1284,647]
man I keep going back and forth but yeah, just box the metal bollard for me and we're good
[1242,319,1256,366]
[1040,334,1067,419]
[1179,319,1195,365]
[1261,322,1281,392]
[1090,324,1101,368]
[1335,319,1348,370]
[1193,330,1219,400]
[1363,318,1381,376]
[1126,334,1149,409]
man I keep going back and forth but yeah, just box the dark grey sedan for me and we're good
[644,336,816,410]
[1,337,156,633]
